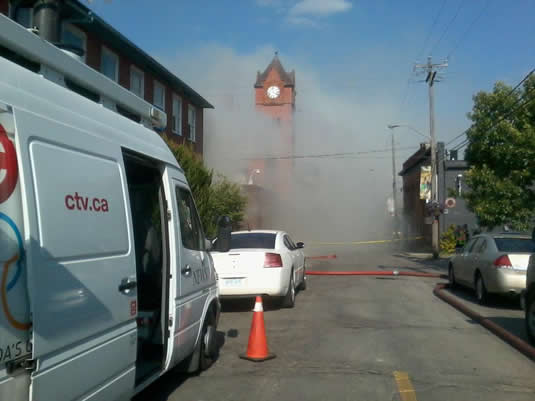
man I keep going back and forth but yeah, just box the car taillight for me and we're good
[264,253,283,268]
[493,255,512,269]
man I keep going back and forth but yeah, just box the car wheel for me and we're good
[199,310,217,371]
[475,273,488,305]
[299,267,307,291]
[281,271,296,308]
[526,292,535,345]
[448,264,456,287]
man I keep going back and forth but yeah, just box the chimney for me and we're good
[33,0,63,43]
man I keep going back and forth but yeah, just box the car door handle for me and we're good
[118,277,137,293]
[181,265,192,276]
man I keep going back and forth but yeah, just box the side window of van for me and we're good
[176,187,204,251]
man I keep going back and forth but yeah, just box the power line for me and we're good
[430,0,466,55]
[451,85,535,151]
[447,0,491,59]
[245,146,417,161]
[446,67,535,147]
[416,0,448,60]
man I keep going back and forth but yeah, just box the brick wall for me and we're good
[118,54,130,90]
[0,0,8,15]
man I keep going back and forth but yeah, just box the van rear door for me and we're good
[13,108,138,401]
[0,104,31,401]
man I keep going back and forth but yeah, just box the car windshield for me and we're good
[230,233,276,249]
[494,238,535,253]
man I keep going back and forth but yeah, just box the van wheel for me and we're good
[185,310,217,374]
[526,292,535,345]
[199,311,217,371]
[281,271,296,308]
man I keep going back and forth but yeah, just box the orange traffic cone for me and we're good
[239,296,276,362]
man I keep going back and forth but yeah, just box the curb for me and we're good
[433,283,535,362]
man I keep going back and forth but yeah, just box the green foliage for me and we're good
[464,76,535,230]
[440,225,457,255]
[163,137,246,238]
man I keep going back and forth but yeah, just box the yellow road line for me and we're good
[308,237,423,246]
[393,371,418,401]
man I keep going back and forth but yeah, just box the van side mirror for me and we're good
[296,242,304,249]
[215,215,232,253]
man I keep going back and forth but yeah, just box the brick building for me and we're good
[0,0,212,154]
[399,142,477,248]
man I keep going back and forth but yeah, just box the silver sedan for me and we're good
[448,233,535,304]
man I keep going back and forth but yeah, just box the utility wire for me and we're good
[430,0,466,55]
[446,67,535,147]
[451,85,535,151]
[416,0,448,60]
[447,0,491,59]
[245,146,416,161]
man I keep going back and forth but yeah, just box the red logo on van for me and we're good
[0,124,18,204]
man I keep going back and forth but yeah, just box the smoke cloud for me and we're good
[161,44,423,243]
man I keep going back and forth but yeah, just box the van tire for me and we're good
[186,309,217,374]
[525,290,535,345]
[281,270,296,308]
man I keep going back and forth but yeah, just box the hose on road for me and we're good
[306,270,446,279]
[434,283,535,362]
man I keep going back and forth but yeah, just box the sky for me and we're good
[85,0,535,240]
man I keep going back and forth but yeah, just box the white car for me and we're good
[211,230,307,307]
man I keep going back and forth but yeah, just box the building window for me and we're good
[188,105,196,142]
[153,81,165,111]
[172,95,182,135]
[14,7,33,28]
[130,66,144,98]
[61,23,87,61]
[100,46,118,82]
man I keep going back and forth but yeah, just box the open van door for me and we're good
[14,108,138,401]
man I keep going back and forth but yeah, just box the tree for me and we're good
[163,137,246,237]
[464,76,535,230]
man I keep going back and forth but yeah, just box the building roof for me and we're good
[65,0,213,109]
[254,52,295,88]
[398,143,430,176]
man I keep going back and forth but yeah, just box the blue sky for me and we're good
[86,0,535,156]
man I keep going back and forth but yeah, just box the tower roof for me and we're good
[255,53,295,88]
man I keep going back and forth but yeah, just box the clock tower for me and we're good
[251,52,295,192]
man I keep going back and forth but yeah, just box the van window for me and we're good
[176,187,204,251]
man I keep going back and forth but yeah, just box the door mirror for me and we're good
[296,242,304,249]
[204,238,213,251]
[215,215,232,253]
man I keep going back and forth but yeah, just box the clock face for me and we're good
[267,86,280,99]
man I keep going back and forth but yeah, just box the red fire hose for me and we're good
[306,270,446,279]
[433,283,535,362]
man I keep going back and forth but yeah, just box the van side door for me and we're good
[168,179,210,365]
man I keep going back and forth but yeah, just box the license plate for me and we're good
[224,278,243,287]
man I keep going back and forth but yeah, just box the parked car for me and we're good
[448,233,535,304]
[522,253,535,344]
[211,230,306,308]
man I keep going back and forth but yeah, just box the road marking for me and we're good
[393,371,418,401]
[307,237,423,246]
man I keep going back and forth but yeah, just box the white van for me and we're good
[0,14,229,401]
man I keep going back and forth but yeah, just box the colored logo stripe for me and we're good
[0,212,24,291]
[0,124,18,204]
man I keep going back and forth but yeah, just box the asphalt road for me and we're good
[135,244,535,401]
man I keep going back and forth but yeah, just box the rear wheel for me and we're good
[281,271,296,308]
[448,264,456,287]
[526,291,535,344]
[299,267,307,291]
[475,273,488,305]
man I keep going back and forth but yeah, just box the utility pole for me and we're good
[388,126,398,235]
[414,56,448,258]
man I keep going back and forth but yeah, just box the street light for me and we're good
[387,124,430,140]
[248,169,261,185]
